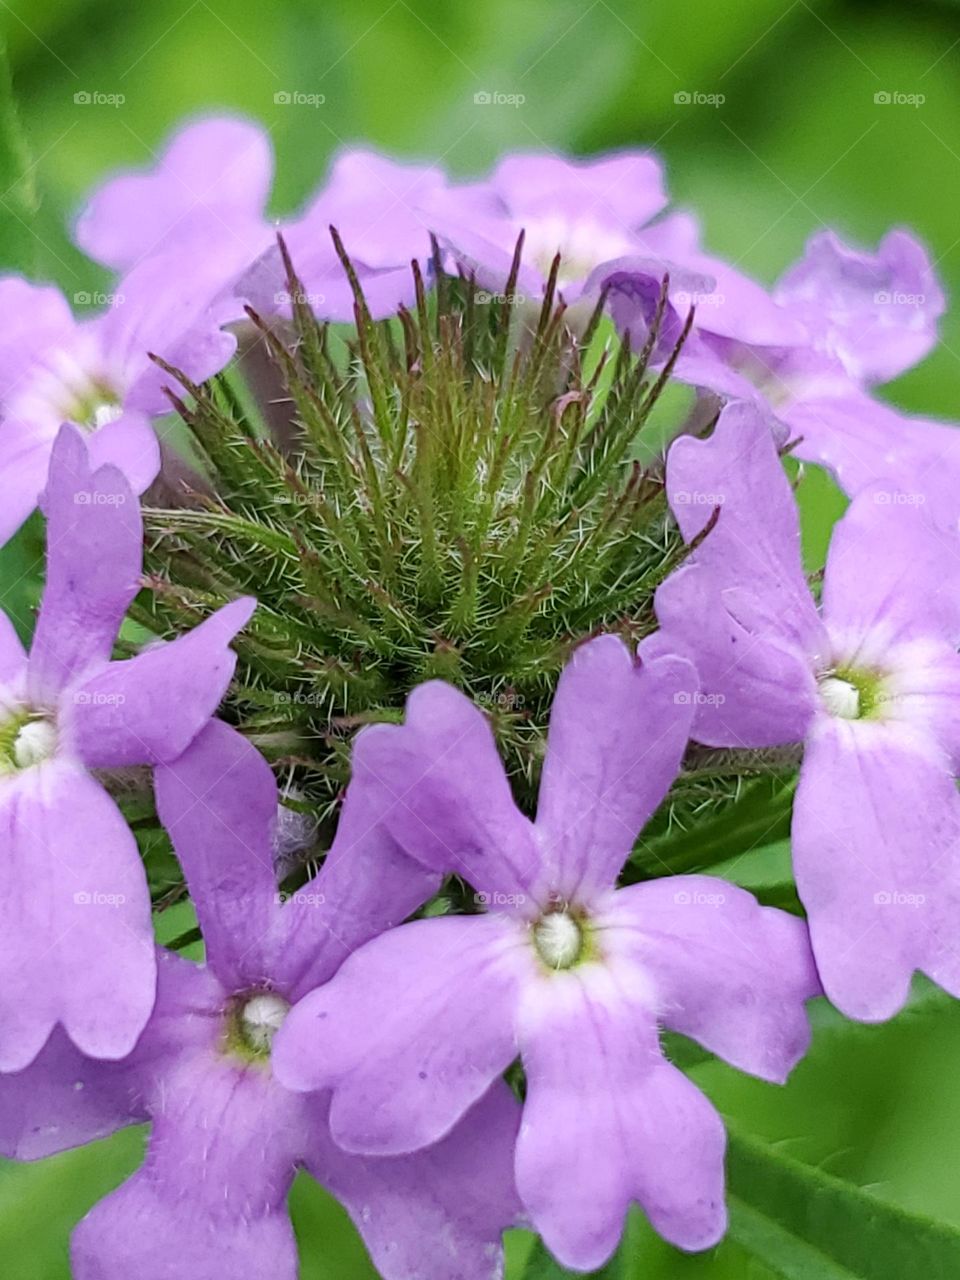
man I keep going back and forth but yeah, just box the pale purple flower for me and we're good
[421,151,800,346]
[656,400,960,1022]
[0,721,522,1279]
[272,635,819,1271]
[0,256,236,545]
[667,229,960,519]
[74,114,274,286]
[240,149,449,322]
[0,427,252,1071]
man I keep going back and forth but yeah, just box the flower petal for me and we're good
[533,635,696,899]
[0,1027,145,1161]
[602,877,819,1082]
[774,228,944,384]
[74,115,273,271]
[71,1053,302,1280]
[0,611,26,684]
[784,391,960,514]
[71,597,254,768]
[153,720,285,990]
[0,950,219,1160]
[0,763,155,1070]
[72,1178,298,1280]
[793,717,960,1020]
[492,150,668,227]
[28,427,141,699]
[280,768,440,1001]
[0,277,76,395]
[98,251,240,406]
[656,401,823,746]
[0,415,60,548]
[273,914,527,1155]
[351,680,540,903]
[516,963,726,1270]
[308,1082,522,1280]
[85,409,161,495]
[820,482,960,653]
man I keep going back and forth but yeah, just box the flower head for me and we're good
[665,229,959,521]
[0,258,236,545]
[0,426,253,1070]
[657,400,960,1020]
[0,721,521,1279]
[272,635,819,1271]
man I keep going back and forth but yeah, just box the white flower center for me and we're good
[239,993,290,1054]
[0,710,58,773]
[533,910,584,969]
[819,676,861,720]
[91,401,124,430]
[13,719,58,768]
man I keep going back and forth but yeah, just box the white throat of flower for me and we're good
[29,345,125,435]
[238,992,290,1054]
[521,214,634,288]
[533,909,584,969]
[0,708,58,774]
[818,675,861,720]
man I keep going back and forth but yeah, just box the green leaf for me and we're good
[726,1127,960,1279]
[0,1129,145,1280]
[0,40,37,272]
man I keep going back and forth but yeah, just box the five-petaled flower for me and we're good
[273,634,819,1271]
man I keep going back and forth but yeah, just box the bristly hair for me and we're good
[136,234,696,832]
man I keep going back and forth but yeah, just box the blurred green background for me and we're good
[3,0,960,1275]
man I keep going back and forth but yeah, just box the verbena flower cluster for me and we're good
[0,115,957,1279]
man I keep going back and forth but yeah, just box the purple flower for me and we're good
[0,721,522,1279]
[656,400,960,1022]
[240,149,448,322]
[0,427,252,1071]
[0,257,236,545]
[668,229,958,516]
[74,114,274,284]
[421,151,800,348]
[272,635,819,1271]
